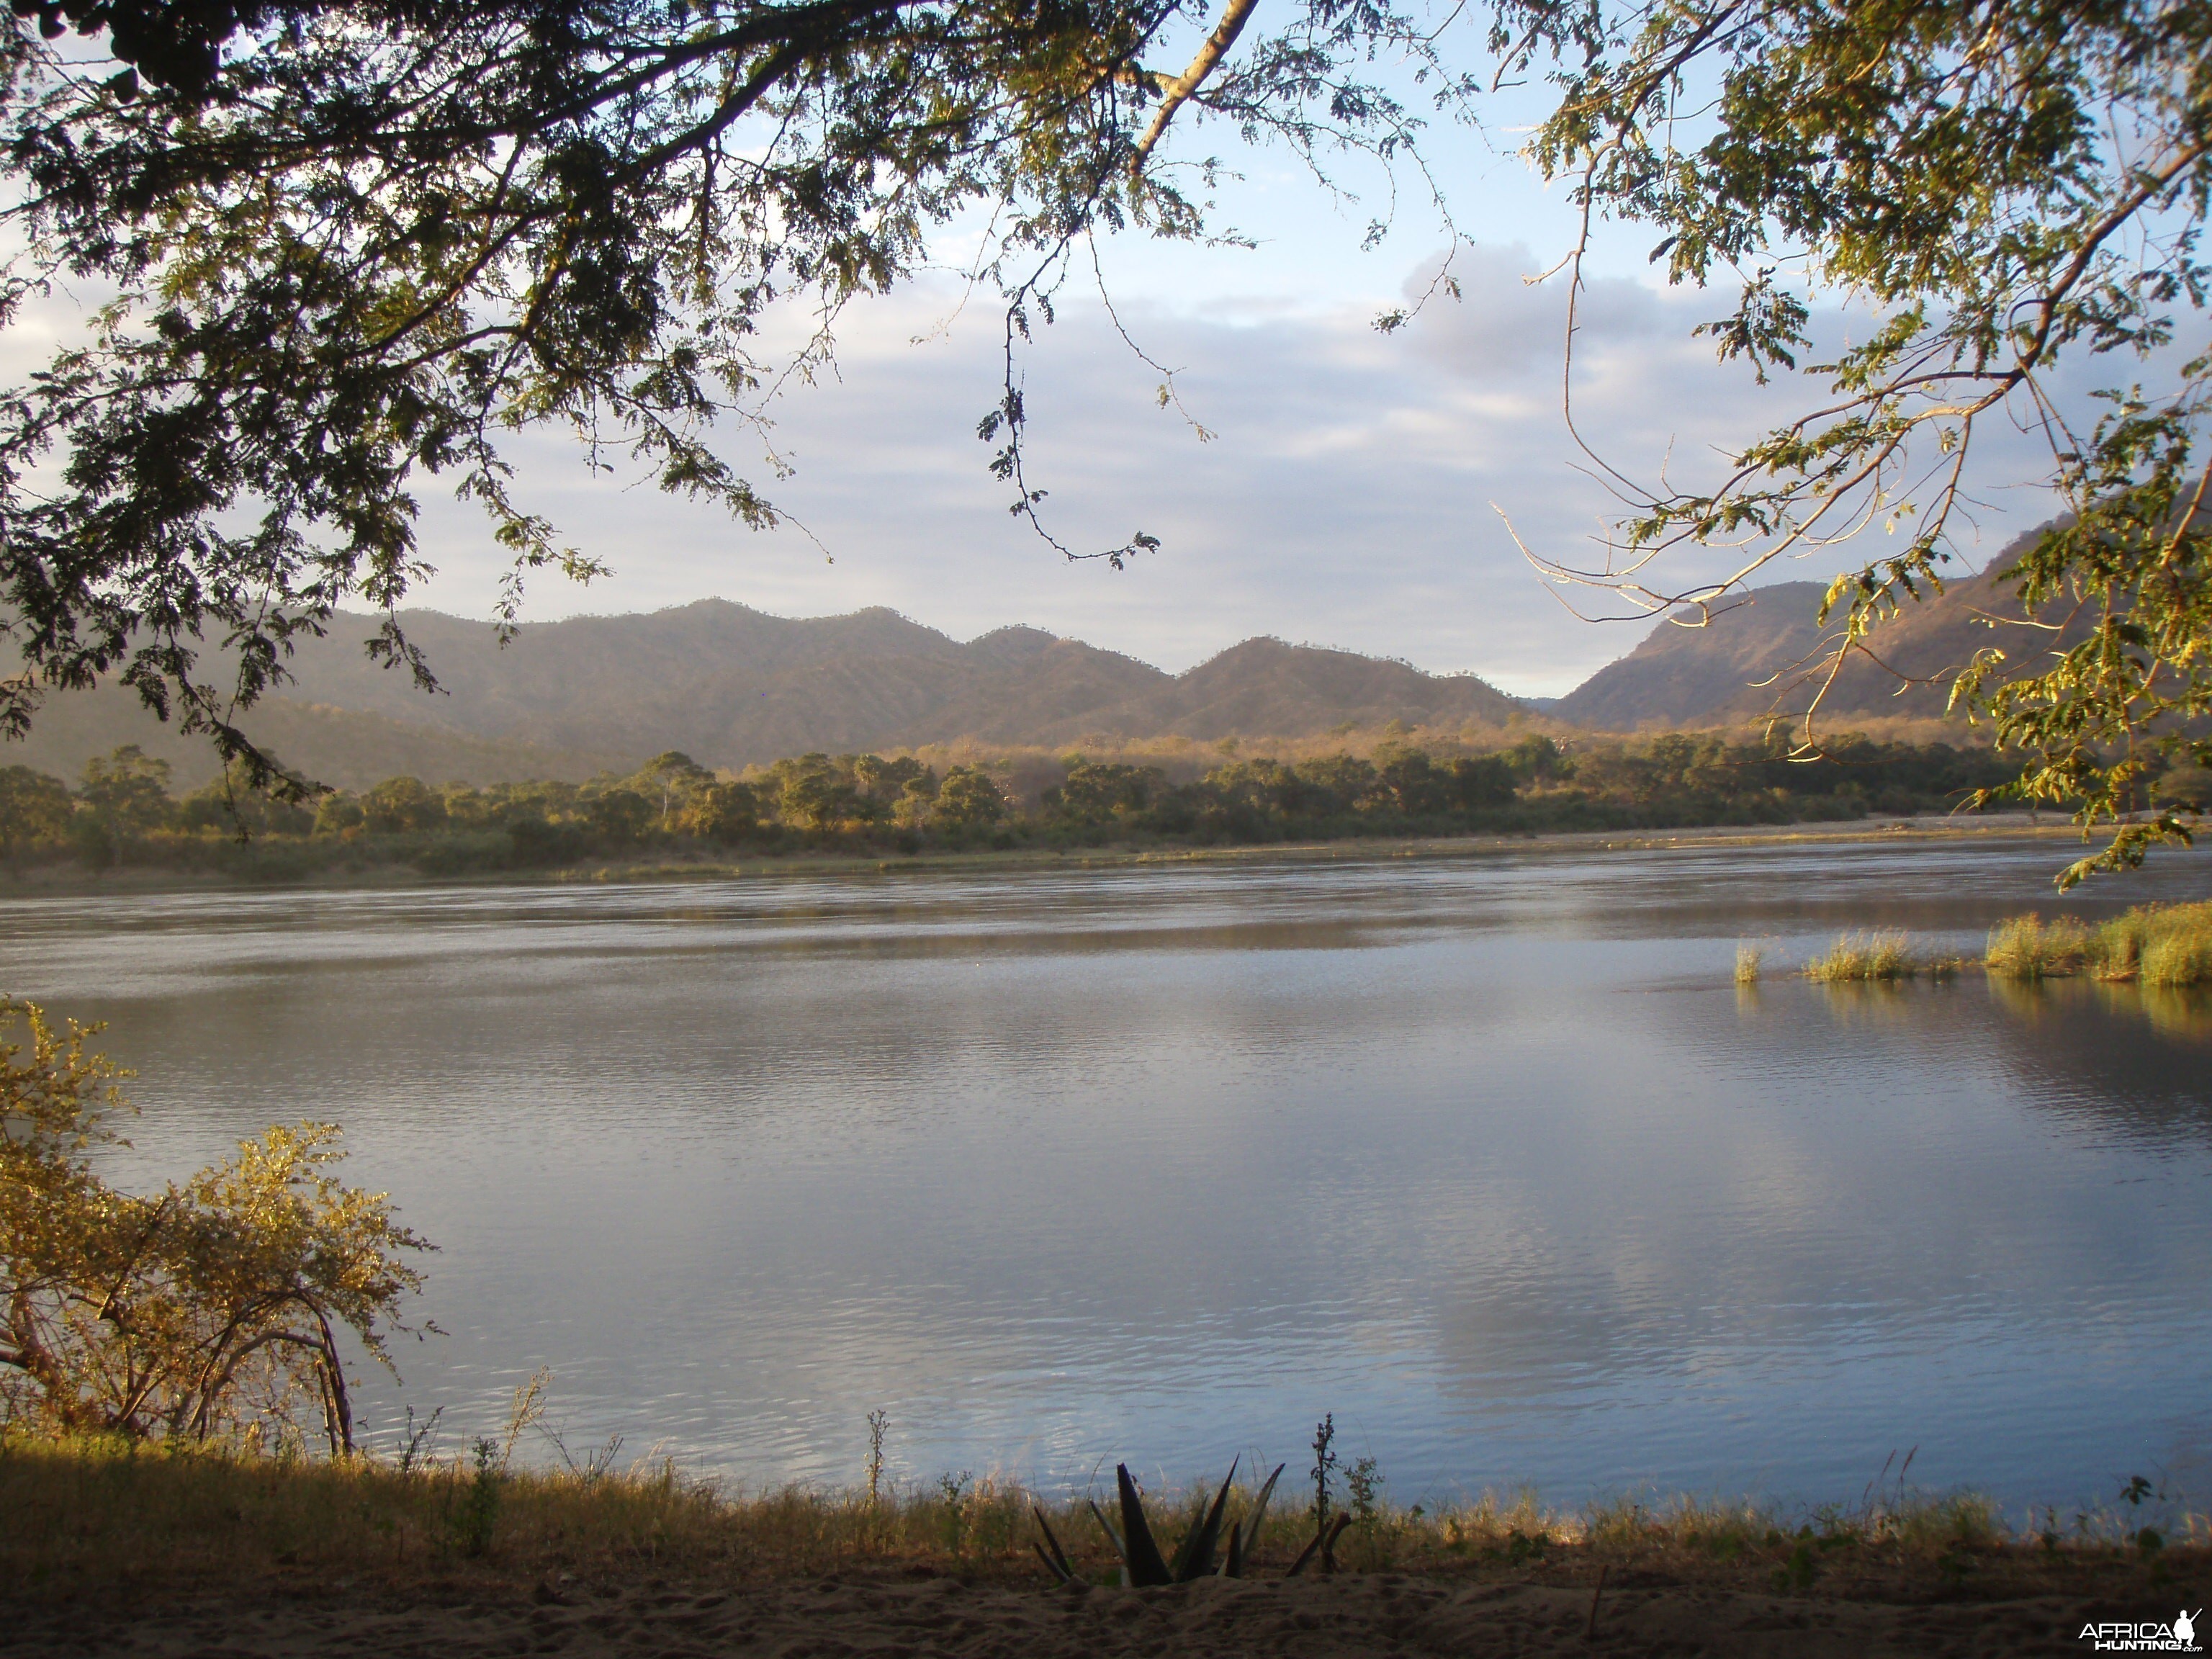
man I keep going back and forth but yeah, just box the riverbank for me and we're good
[1,1437,2200,1655]
[0,810,2098,897]
[7,1567,2197,1658]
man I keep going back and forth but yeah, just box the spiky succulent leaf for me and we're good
[1169,1457,1238,1582]
[1117,1464,1173,1587]
[1222,1463,1285,1577]
[1087,1498,1128,1569]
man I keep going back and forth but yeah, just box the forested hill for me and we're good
[277,602,1527,758]
[1553,541,2082,730]
[8,601,1527,788]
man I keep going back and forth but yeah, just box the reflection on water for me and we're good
[1,835,2207,1511]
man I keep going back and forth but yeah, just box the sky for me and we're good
[19,50,2090,701]
[398,94,2086,698]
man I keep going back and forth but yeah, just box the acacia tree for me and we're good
[0,763,71,857]
[0,0,2204,881]
[1498,0,2209,884]
[0,1000,430,1451]
[0,0,1453,793]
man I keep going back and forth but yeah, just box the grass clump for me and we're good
[2141,922,2212,988]
[1804,931,1919,982]
[1984,914,2095,980]
[1986,901,2212,986]
[1735,944,1762,985]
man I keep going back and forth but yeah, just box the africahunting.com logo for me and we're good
[2079,1611,2203,1653]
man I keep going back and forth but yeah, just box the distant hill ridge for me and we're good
[6,599,1529,788]
[1555,538,2082,730]
[4,554,2074,791]
[271,599,1529,758]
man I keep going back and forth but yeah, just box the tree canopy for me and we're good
[0,0,2203,880]
[1503,0,2210,884]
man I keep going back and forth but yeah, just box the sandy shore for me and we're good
[8,1570,2195,1659]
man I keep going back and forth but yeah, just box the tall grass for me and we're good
[1803,931,1920,981]
[1,1433,2187,1596]
[2141,925,2212,988]
[1986,902,2212,986]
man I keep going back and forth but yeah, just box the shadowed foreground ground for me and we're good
[9,1569,2206,1659]
[6,1439,2205,1656]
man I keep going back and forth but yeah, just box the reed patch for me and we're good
[1986,902,2212,987]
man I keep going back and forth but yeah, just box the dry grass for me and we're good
[1986,902,2212,987]
[1,1434,2200,1606]
[1735,945,1762,985]
[1803,931,1920,982]
[1984,914,2096,980]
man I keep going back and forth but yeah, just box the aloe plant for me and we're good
[1031,1460,1285,1586]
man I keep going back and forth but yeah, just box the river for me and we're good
[4,832,2207,1516]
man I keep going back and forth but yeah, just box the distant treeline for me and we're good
[7,732,2191,878]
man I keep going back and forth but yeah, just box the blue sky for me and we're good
[0,24,2163,698]
[379,87,2077,695]
[391,105,1704,696]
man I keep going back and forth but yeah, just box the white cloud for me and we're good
[508,238,1986,695]
[1,220,2105,701]
[403,243,1845,696]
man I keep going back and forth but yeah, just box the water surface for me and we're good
[5,834,2208,1514]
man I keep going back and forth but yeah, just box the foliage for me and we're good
[0,0,1458,792]
[1309,1411,1336,1532]
[179,759,318,839]
[1052,1460,1281,1585]
[0,0,2196,894]
[1502,0,2211,884]
[0,765,70,858]
[0,1001,430,1452]
[361,775,449,835]
[0,731,2043,878]
[19,1430,2170,1599]
[73,744,174,864]
[1802,931,1920,982]
[932,765,1007,834]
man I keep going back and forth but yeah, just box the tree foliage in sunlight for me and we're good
[0,0,1460,791]
[0,1001,430,1452]
[1501,0,2210,883]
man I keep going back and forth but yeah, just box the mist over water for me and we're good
[4,835,2208,1514]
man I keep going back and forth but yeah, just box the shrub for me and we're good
[1985,902,2212,986]
[0,1002,429,1452]
[2141,928,2212,989]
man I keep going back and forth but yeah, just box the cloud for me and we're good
[394,244,1833,696]
[2,231,2099,700]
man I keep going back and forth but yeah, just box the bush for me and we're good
[361,776,447,835]
[0,1002,429,1452]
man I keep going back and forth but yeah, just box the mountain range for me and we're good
[1555,539,2077,730]
[6,603,1527,789]
[4,544,2070,789]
